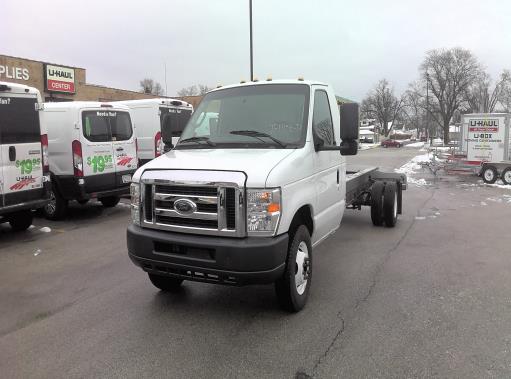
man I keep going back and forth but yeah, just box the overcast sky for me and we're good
[3,0,511,101]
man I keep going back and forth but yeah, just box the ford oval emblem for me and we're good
[174,198,197,215]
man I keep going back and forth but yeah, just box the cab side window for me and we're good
[312,90,335,146]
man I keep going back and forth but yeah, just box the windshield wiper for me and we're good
[178,136,216,147]
[229,130,287,148]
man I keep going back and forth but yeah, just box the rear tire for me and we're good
[371,181,385,226]
[9,210,33,232]
[482,165,498,184]
[100,196,120,208]
[383,182,398,227]
[43,186,68,220]
[148,274,184,292]
[501,167,511,185]
[275,225,312,312]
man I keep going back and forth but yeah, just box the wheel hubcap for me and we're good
[504,171,511,183]
[45,190,56,215]
[295,241,310,295]
[484,169,494,182]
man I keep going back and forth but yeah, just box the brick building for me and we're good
[0,54,202,106]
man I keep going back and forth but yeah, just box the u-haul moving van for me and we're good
[0,81,50,230]
[461,113,511,184]
[42,102,137,219]
[116,99,193,165]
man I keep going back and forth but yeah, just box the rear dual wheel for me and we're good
[482,166,498,184]
[371,182,398,227]
[501,167,511,185]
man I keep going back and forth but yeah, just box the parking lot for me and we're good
[0,146,510,378]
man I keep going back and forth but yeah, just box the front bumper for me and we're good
[127,224,289,285]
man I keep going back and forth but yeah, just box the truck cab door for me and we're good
[311,89,344,243]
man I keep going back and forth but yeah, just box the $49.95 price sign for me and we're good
[87,154,113,173]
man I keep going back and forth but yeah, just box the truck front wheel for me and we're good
[371,181,385,226]
[275,225,312,312]
[148,274,184,292]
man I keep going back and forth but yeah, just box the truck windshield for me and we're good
[175,84,310,149]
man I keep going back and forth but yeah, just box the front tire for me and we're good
[148,274,184,292]
[9,210,33,231]
[43,186,68,220]
[275,225,312,312]
[100,196,120,208]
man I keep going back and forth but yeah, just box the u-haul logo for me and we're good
[10,177,36,191]
[468,119,499,133]
[45,64,75,94]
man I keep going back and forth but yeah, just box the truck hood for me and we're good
[135,148,297,187]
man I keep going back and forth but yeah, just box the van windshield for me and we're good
[160,107,192,138]
[82,110,132,142]
[0,96,41,144]
[175,84,310,149]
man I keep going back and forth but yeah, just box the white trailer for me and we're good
[460,113,511,184]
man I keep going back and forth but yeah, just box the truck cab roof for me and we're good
[208,79,329,93]
[115,98,192,108]
[43,101,131,111]
[0,81,41,97]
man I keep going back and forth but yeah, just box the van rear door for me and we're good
[80,110,116,192]
[160,107,192,147]
[111,111,136,184]
[0,95,44,207]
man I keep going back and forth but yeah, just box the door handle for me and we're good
[116,147,124,152]
[9,146,16,161]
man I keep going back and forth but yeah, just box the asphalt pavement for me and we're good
[1,146,511,378]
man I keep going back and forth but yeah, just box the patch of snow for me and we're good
[34,249,42,256]
[480,201,487,206]
[415,216,426,220]
[407,142,425,148]
[28,225,35,230]
[39,227,51,233]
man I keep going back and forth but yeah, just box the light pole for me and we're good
[425,72,430,144]
[249,0,254,81]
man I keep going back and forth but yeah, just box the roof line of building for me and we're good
[1,53,85,70]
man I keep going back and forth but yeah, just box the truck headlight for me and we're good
[130,182,141,225]
[247,188,281,236]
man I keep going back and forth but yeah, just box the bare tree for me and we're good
[177,84,211,97]
[420,48,481,143]
[466,70,511,113]
[361,79,404,137]
[139,78,164,95]
[402,83,426,138]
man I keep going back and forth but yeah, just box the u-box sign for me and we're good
[44,64,75,94]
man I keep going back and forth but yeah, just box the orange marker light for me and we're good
[267,203,280,213]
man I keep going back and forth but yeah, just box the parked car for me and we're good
[381,139,403,148]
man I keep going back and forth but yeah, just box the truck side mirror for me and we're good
[339,102,359,156]
[161,114,174,150]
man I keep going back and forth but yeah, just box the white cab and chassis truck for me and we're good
[0,81,50,230]
[115,98,193,165]
[127,80,406,312]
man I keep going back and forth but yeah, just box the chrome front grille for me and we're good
[140,170,246,237]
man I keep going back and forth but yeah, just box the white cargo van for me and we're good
[116,99,193,165]
[0,81,50,230]
[42,102,137,219]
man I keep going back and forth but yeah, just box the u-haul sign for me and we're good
[464,115,508,162]
[45,64,75,93]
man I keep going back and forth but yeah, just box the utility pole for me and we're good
[164,62,168,97]
[425,72,430,144]
[249,0,254,81]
